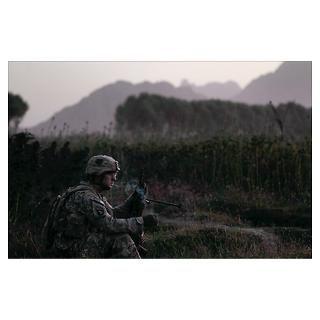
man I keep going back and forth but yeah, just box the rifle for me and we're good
[126,176,183,257]
[145,198,183,209]
[126,175,183,209]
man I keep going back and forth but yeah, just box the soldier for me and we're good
[44,155,158,258]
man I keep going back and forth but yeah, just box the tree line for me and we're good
[115,93,311,141]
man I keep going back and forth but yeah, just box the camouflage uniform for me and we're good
[49,155,146,259]
[52,181,144,258]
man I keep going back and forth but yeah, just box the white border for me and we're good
[2,1,319,320]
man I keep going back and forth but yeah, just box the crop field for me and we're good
[8,132,311,258]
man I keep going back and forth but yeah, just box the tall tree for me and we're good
[8,92,29,132]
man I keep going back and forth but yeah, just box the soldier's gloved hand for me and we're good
[143,214,159,228]
[125,183,148,217]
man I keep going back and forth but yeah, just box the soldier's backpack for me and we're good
[41,185,93,252]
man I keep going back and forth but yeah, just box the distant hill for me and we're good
[233,62,311,107]
[29,81,206,136]
[28,62,311,136]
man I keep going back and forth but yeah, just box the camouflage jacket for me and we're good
[53,181,144,242]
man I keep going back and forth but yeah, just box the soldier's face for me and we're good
[101,172,117,189]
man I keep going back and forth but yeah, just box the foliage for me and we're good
[8,132,311,258]
[8,92,29,131]
[115,94,311,141]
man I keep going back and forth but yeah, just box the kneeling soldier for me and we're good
[44,155,157,258]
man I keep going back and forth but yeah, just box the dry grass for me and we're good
[143,219,311,259]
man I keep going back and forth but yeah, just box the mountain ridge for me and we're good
[28,62,311,136]
[233,61,311,107]
[29,80,209,136]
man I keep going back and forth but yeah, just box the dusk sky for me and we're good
[9,61,282,127]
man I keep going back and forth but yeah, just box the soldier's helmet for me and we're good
[85,155,120,176]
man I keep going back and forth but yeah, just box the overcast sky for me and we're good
[8,61,282,127]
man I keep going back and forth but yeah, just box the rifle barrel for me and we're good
[146,198,182,208]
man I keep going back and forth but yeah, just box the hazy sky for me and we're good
[8,61,282,127]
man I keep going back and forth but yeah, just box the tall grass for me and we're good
[8,133,311,258]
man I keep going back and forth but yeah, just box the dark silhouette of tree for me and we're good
[8,92,29,132]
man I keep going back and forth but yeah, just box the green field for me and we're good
[8,132,311,258]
